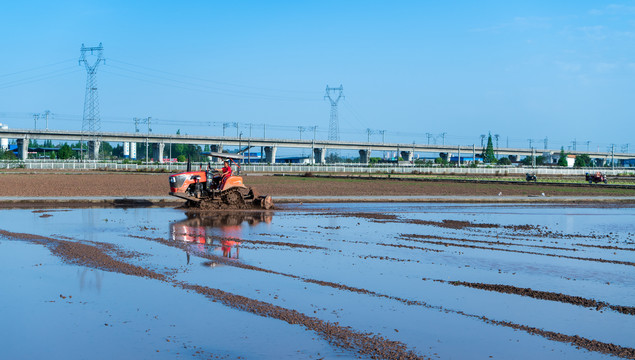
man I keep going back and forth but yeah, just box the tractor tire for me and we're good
[221,189,245,208]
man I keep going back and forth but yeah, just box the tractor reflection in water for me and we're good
[170,211,273,264]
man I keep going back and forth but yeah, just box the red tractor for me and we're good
[169,153,273,209]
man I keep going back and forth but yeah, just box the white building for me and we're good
[123,142,137,159]
[0,123,8,150]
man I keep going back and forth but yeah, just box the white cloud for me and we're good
[596,63,617,73]
[555,61,582,73]
[577,25,607,40]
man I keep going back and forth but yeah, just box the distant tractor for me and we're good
[585,172,608,184]
[169,152,273,209]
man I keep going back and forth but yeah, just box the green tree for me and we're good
[112,144,124,158]
[497,157,512,165]
[557,147,568,167]
[100,141,113,157]
[0,149,17,160]
[483,133,496,163]
[58,144,73,159]
[434,157,448,165]
[574,154,592,167]
[535,155,545,165]
[49,151,56,160]
[520,156,533,166]
[176,155,186,162]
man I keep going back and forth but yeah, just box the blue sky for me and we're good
[0,1,634,152]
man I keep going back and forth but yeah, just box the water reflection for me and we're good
[78,268,103,292]
[170,211,273,263]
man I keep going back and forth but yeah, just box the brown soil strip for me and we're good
[376,242,444,253]
[128,233,635,358]
[477,316,635,359]
[429,279,635,316]
[399,234,635,267]
[401,233,577,252]
[177,281,423,360]
[573,243,635,252]
[404,219,500,229]
[0,229,424,360]
[0,230,163,280]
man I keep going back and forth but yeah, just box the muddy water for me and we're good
[0,203,634,359]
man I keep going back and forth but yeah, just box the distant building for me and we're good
[0,123,8,150]
[449,156,483,163]
[276,156,311,164]
[566,154,576,167]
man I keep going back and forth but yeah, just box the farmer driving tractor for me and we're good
[214,160,232,190]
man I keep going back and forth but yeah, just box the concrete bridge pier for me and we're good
[153,143,165,163]
[313,148,326,164]
[88,140,100,160]
[401,151,413,162]
[264,145,277,164]
[16,139,28,160]
[359,149,371,164]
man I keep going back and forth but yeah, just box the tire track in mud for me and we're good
[0,229,425,360]
[399,234,635,267]
[425,279,635,316]
[128,233,635,359]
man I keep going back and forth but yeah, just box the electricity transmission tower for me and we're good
[324,85,344,142]
[79,43,105,159]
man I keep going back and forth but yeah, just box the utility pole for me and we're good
[366,128,373,142]
[585,141,591,152]
[324,85,344,143]
[134,117,151,164]
[239,132,243,163]
[571,139,577,151]
[480,134,486,148]
[79,42,105,160]
[544,137,548,150]
[43,110,51,130]
[426,133,432,145]
[33,113,40,129]
[222,123,230,136]
[440,132,447,145]
[263,124,266,139]
[298,126,305,140]
[378,130,386,143]
[528,139,533,149]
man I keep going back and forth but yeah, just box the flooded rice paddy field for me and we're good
[1,203,634,359]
